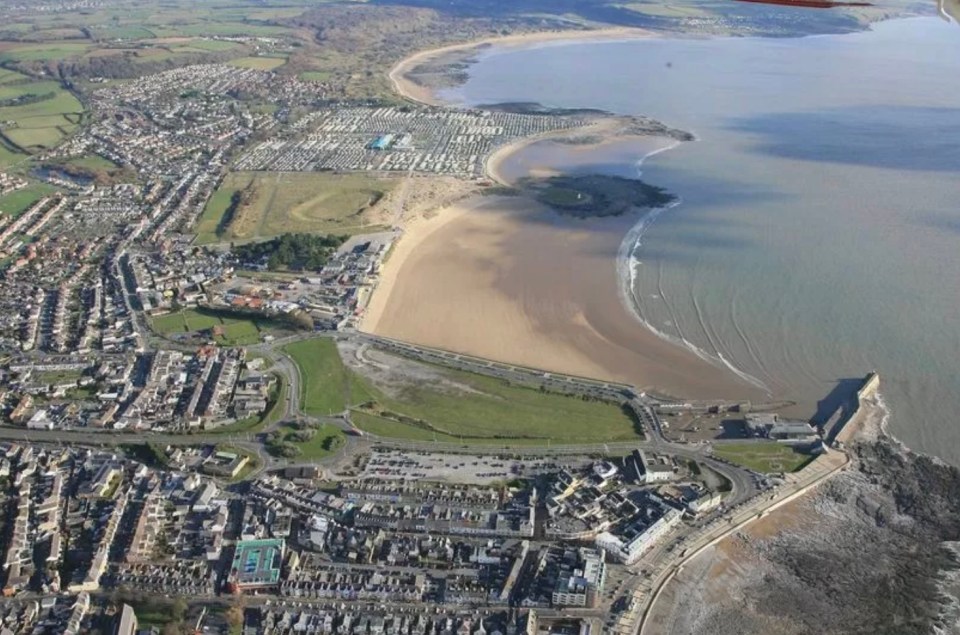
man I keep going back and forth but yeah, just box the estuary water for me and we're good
[442,17,960,462]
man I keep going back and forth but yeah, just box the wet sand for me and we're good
[362,191,766,400]
[389,27,653,107]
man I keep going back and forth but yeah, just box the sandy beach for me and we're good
[363,192,763,400]
[365,30,768,401]
[388,27,654,107]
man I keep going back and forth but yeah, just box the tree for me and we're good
[225,597,246,629]
[171,596,188,622]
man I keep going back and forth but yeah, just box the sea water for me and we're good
[443,17,960,462]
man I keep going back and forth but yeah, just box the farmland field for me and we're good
[0,69,29,84]
[0,144,23,169]
[0,42,91,62]
[0,81,84,152]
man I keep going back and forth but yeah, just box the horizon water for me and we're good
[441,17,960,463]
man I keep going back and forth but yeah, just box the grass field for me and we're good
[229,56,287,71]
[0,184,56,217]
[362,368,638,444]
[89,25,157,40]
[193,172,253,244]
[285,338,639,445]
[149,308,273,346]
[283,338,375,416]
[205,172,394,242]
[712,442,812,473]
[150,23,292,38]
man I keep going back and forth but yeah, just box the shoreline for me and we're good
[388,27,655,107]
[370,33,770,401]
[361,184,768,400]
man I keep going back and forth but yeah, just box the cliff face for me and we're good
[649,435,960,635]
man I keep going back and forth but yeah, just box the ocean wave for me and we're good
[615,143,772,394]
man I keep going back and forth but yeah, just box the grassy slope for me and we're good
[712,442,811,473]
[284,338,638,444]
[282,338,372,415]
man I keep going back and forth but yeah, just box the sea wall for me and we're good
[830,371,880,446]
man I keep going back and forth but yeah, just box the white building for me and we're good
[595,509,683,565]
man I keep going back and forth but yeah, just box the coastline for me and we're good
[388,27,655,107]
[362,191,767,400]
[368,31,770,401]
[373,22,960,635]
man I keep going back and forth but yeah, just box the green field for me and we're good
[712,442,812,473]
[0,81,84,152]
[229,56,287,71]
[0,69,29,85]
[149,308,274,346]
[360,368,638,444]
[150,23,292,38]
[0,42,91,62]
[284,338,639,445]
[66,154,119,170]
[0,184,56,217]
[193,172,253,244]
[5,126,68,148]
[172,38,243,53]
[299,71,332,82]
[90,25,157,40]
[283,338,374,416]
[0,144,23,169]
[203,172,394,243]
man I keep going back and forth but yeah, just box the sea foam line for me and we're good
[615,141,772,394]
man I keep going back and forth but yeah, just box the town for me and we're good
[0,440,755,634]
[0,5,875,634]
